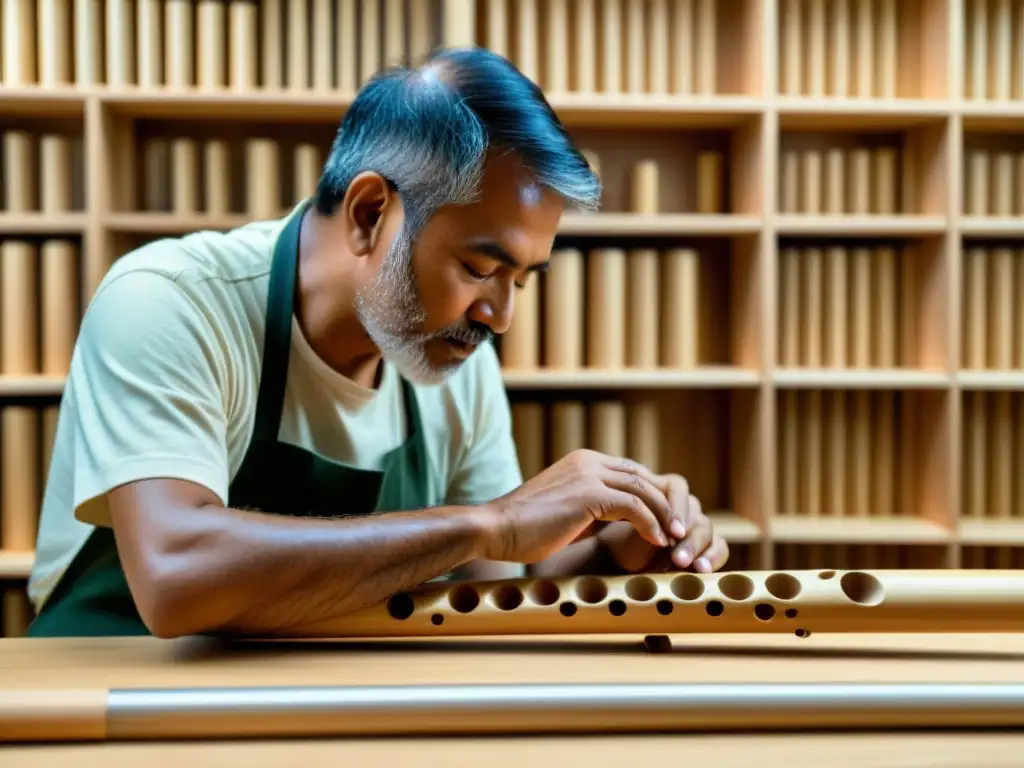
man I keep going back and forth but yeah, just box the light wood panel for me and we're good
[2,0,1024,636]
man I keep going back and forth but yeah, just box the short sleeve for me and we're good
[69,268,232,526]
[443,343,524,506]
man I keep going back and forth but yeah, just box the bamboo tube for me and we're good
[262,0,283,88]
[849,391,870,516]
[360,0,380,83]
[485,0,508,55]
[992,152,1014,216]
[171,138,198,215]
[3,129,36,211]
[802,248,823,365]
[203,139,230,216]
[511,402,544,480]
[848,148,871,214]
[825,246,847,367]
[293,143,322,203]
[137,0,162,87]
[966,150,990,215]
[627,400,659,471]
[197,0,226,89]
[825,147,845,213]
[779,247,800,365]
[3,0,36,84]
[74,0,102,85]
[626,0,644,94]
[40,135,72,213]
[502,276,539,370]
[229,0,257,90]
[574,0,595,92]
[826,391,846,517]
[662,248,698,368]
[165,0,194,87]
[246,138,278,219]
[873,148,898,214]
[694,0,715,93]
[876,0,897,97]
[631,160,659,214]
[551,401,586,459]
[990,392,1012,520]
[872,392,894,517]
[990,247,1014,369]
[601,0,621,93]
[6,677,1024,742]
[779,391,798,514]
[649,0,669,94]
[1017,249,1024,369]
[383,0,403,69]
[874,246,897,366]
[589,401,626,457]
[965,246,987,368]
[3,588,31,638]
[1014,393,1024,518]
[671,0,693,94]
[1,406,39,552]
[805,0,825,96]
[965,392,986,518]
[516,0,537,82]
[627,249,659,368]
[992,0,1012,100]
[544,248,584,369]
[849,247,871,366]
[288,0,309,89]
[899,245,917,367]
[854,0,873,96]
[587,249,626,369]
[104,0,134,86]
[143,137,171,211]
[696,152,722,213]
[779,150,799,213]
[336,0,357,91]
[800,150,822,215]
[830,0,850,96]
[1,241,38,374]
[1017,0,1024,100]
[41,240,78,375]
[37,0,71,85]
[803,390,823,518]
[969,0,988,99]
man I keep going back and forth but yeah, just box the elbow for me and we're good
[131,567,207,639]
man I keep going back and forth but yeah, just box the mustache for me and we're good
[439,320,494,346]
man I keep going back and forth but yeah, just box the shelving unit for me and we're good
[1,0,1023,636]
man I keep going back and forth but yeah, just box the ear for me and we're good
[340,171,396,257]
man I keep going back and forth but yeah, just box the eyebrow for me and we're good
[466,240,550,273]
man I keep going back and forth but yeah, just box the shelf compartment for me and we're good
[962,0,1024,103]
[776,237,949,372]
[509,387,764,529]
[476,0,761,97]
[961,131,1024,217]
[778,121,949,217]
[961,544,1024,568]
[0,404,57,566]
[776,0,950,100]
[1,118,86,217]
[774,388,952,530]
[959,243,1024,371]
[773,543,952,569]
[959,390,1024,524]
[500,238,761,373]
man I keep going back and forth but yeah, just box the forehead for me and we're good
[428,152,564,261]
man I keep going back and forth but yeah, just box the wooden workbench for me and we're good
[2,632,1024,766]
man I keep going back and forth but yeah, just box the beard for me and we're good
[354,225,493,386]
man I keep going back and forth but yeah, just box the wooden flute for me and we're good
[307,569,1024,638]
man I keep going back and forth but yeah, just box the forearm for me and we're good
[125,500,492,638]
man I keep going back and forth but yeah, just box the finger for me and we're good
[693,536,730,573]
[662,474,691,541]
[600,454,666,490]
[594,489,668,548]
[600,467,673,534]
[671,495,713,569]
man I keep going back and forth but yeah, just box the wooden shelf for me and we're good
[3,0,1024,637]
[0,552,34,580]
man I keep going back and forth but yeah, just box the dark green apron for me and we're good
[27,202,433,637]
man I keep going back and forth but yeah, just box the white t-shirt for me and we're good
[28,207,525,610]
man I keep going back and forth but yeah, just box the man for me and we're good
[27,47,728,639]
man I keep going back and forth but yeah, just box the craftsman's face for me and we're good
[356,153,563,384]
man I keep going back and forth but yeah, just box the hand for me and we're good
[479,449,675,564]
[600,473,729,574]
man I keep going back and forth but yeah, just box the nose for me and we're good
[469,282,516,336]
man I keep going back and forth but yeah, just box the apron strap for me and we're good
[251,201,308,443]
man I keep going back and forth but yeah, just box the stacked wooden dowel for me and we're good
[3,1,1024,636]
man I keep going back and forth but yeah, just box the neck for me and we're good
[294,207,384,389]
